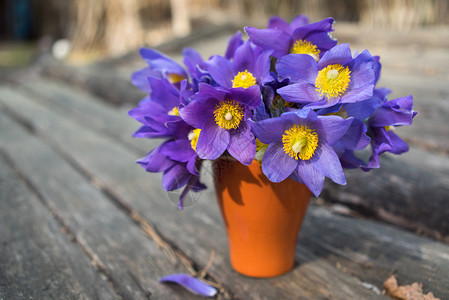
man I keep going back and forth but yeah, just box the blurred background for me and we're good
[0,0,448,66]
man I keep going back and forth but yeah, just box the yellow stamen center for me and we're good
[188,129,201,151]
[291,39,321,61]
[315,64,351,99]
[282,125,318,160]
[384,125,395,132]
[232,70,257,89]
[213,100,244,130]
[167,106,180,116]
[167,73,186,84]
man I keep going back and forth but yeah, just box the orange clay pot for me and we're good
[214,159,311,278]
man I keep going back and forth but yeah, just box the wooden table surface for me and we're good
[1,23,449,299]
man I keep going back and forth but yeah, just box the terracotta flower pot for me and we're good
[214,159,312,278]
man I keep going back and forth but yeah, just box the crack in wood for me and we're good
[322,186,449,243]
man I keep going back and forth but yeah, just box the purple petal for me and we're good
[305,31,338,53]
[140,47,169,60]
[162,164,191,191]
[262,141,298,182]
[290,15,309,28]
[159,139,196,163]
[339,150,367,169]
[311,143,346,185]
[230,85,261,110]
[194,83,228,104]
[179,98,216,129]
[227,126,256,165]
[148,78,180,110]
[268,16,292,33]
[249,118,293,144]
[344,96,381,121]
[370,96,415,127]
[341,83,375,104]
[132,124,171,139]
[159,274,217,297]
[387,94,414,111]
[131,67,155,92]
[277,82,321,104]
[140,48,186,77]
[252,101,270,121]
[276,54,317,84]
[128,96,152,123]
[178,175,205,210]
[245,27,291,58]
[196,119,229,160]
[373,55,382,84]
[317,115,353,145]
[186,156,199,175]
[296,161,325,197]
[253,50,273,83]
[233,41,256,73]
[225,31,244,59]
[346,55,375,90]
[387,131,409,154]
[292,17,335,41]
[318,44,353,70]
[183,48,205,77]
[137,149,175,173]
[340,120,371,151]
[206,56,234,89]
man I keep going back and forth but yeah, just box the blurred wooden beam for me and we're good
[170,0,191,37]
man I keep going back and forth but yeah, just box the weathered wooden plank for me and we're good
[0,155,119,300]
[0,86,383,298]
[323,148,449,239]
[300,205,449,295]
[0,111,204,300]
[18,78,157,155]
[6,82,448,295]
[3,85,449,298]
[34,54,145,106]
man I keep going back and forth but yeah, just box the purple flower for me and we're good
[245,15,336,59]
[276,44,376,109]
[129,78,206,208]
[138,145,206,209]
[250,109,352,196]
[317,96,381,168]
[182,47,211,92]
[206,40,272,89]
[179,84,261,165]
[225,31,244,60]
[131,48,187,92]
[129,78,201,170]
[128,78,187,139]
[364,95,417,169]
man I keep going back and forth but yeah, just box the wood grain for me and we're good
[0,154,119,300]
[2,83,448,298]
[0,111,204,300]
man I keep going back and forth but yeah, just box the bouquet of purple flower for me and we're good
[129,15,417,208]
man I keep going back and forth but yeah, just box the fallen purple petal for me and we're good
[159,273,217,297]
